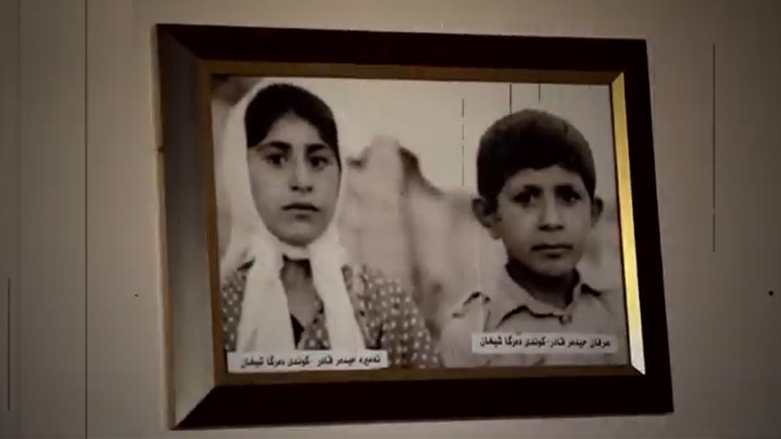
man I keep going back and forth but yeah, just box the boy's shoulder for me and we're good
[437,290,493,367]
[439,290,492,339]
[579,283,624,317]
[447,290,492,319]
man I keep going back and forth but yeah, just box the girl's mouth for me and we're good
[283,202,319,212]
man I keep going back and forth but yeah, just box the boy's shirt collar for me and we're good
[482,263,603,330]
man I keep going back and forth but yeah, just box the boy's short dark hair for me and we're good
[476,109,597,210]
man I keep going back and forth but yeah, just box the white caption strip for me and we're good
[227,350,389,373]
[472,333,619,354]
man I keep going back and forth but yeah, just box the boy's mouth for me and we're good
[531,244,573,256]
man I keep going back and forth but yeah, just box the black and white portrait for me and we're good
[209,76,629,373]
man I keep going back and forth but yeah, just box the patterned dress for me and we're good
[221,262,441,368]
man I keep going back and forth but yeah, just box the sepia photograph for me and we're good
[209,75,630,374]
[156,24,670,428]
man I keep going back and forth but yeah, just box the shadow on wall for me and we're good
[210,77,623,339]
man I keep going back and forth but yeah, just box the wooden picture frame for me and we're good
[155,23,672,430]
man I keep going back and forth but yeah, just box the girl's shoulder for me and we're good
[342,264,411,302]
[222,261,252,295]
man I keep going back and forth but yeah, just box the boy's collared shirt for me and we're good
[438,264,628,367]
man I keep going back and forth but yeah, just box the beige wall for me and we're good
[0,0,19,435]
[2,0,780,437]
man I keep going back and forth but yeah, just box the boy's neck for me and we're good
[505,257,576,310]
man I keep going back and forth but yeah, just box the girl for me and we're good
[218,81,440,369]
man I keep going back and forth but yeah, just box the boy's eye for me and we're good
[557,186,583,204]
[513,189,539,206]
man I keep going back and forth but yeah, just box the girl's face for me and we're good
[247,113,341,247]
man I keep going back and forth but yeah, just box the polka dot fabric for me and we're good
[221,263,441,369]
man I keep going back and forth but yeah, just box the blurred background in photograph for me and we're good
[211,76,625,339]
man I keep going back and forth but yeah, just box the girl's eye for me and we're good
[310,156,331,169]
[264,154,286,167]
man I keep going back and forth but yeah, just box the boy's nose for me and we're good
[539,199,563,229]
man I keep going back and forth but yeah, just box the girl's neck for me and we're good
[280,258,318,327]
[279,240,309,260]
[280,257,312,284]
[505,257,576,310]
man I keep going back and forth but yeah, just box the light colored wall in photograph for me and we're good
[3,0,780,438]
[222,79,616,197]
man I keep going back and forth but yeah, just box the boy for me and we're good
[438,109,628,367]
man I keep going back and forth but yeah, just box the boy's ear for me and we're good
[591,196,604,226]
[472,197,501,239]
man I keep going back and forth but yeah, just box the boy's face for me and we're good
[476,165,602,279]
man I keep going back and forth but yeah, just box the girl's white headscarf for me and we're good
[218,80,365,353]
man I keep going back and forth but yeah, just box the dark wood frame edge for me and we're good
[155,23,673,430]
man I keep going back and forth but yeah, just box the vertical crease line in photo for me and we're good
[712,42,717,253]
[538,83,541,103]
[83,0,89,435]
[6,278,10,411]
[508,83,512,114]
[461,98,465,186]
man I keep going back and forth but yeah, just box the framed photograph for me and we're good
[155,23,672,429]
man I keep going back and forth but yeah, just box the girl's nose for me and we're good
[289,158,313,192]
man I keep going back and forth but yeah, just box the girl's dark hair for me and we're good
[244,83,340,166]
[476,109,596,212]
